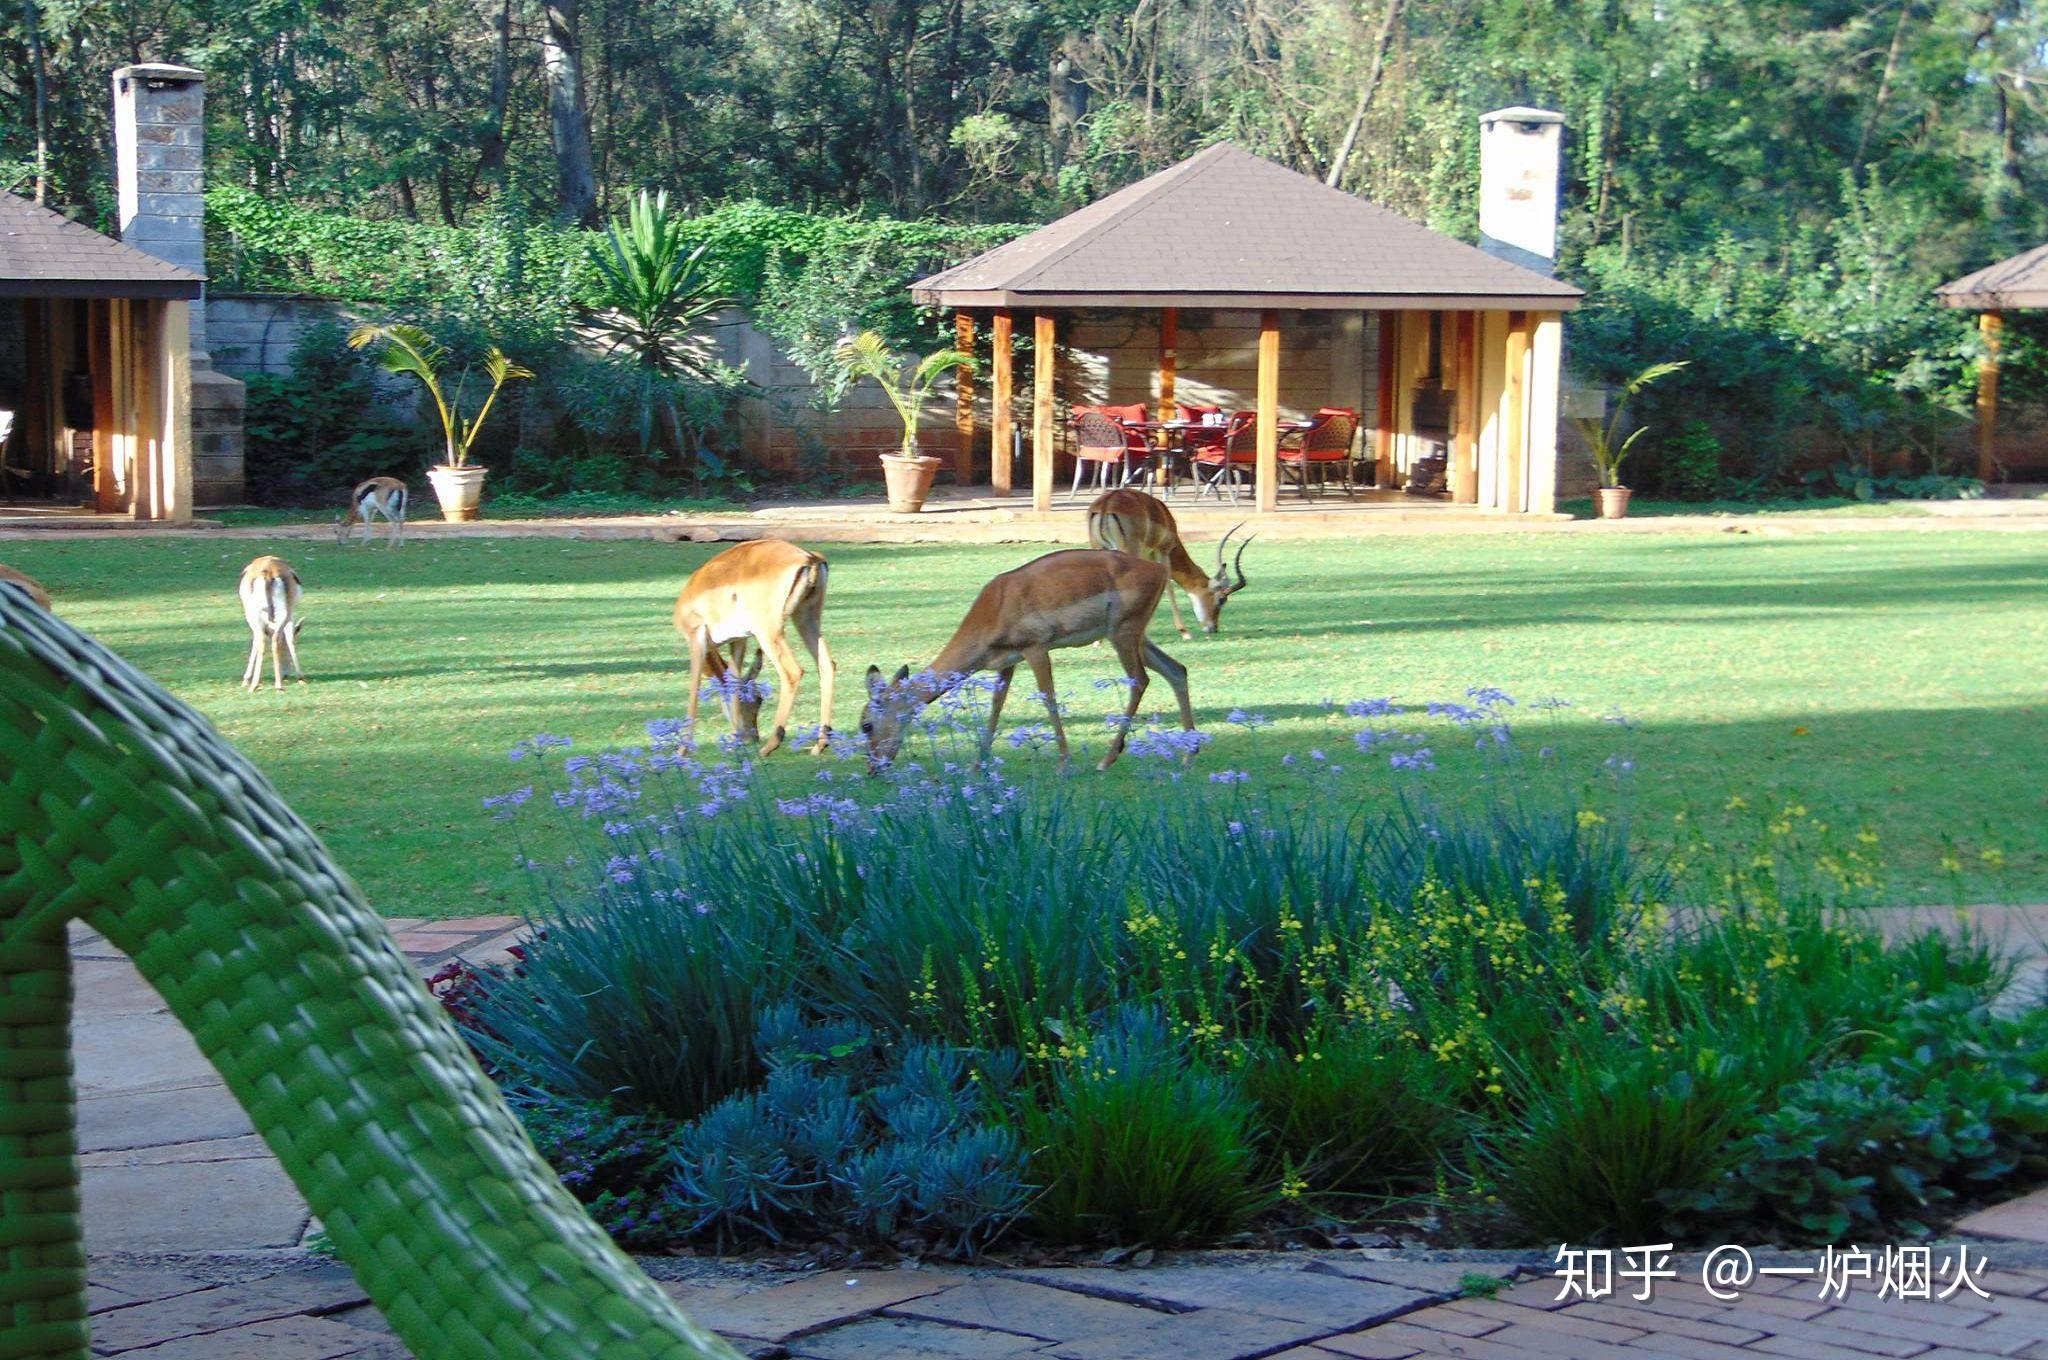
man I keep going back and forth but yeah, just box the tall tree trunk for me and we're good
[1850,1,1910,178]
[477,0,512,196]
[25,0,49,203]
[541,0,601,225]
[1325,0,1406,189]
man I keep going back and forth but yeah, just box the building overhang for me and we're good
[915,289,1582,313]
[0,279,204,300]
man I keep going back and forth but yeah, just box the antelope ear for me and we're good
[893,665,911,685]
[866,664,883,694]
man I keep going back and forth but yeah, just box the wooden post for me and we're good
[1978,310,2003,483]
[954,311,976,486]
[1032,312,1056,513]
[1501,311,1530,514]
[1255,309,1281,513]
[89,301,118,513]
[1158,307,1178,422]
[160,299,193,523]
[1451,311,1479,504]
[990,310,1014,495]
[1373,312,1398,487]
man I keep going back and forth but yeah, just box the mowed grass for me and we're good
[5,528,2042,915]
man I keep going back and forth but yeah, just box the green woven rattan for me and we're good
[0,581,741,1360]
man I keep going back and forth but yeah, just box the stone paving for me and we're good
[69,911,2048,1358]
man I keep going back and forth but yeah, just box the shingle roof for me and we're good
[1937,244,2048,310]
[912,144,1581,311]
[0,192,203,299]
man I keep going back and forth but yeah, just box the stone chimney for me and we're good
[1478,106,1564,277]
[113,62,244,505]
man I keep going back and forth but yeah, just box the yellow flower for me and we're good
[1576,810,1607,829]
[1725,794,1749,811]
[1980,847,2007,868]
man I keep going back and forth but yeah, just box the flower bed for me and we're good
[453,690,2048,1258]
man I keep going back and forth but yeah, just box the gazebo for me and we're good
[912,141,1583,515]
[0,192,199,520]
[1936,244,2048,482]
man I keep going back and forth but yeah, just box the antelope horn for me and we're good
[1214,522,1246,575]
[742,644,765,680]
[1232,532,1254,589]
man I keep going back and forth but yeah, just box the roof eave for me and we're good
[0,278,204,300]
[914,287,1583,312]
[1936,290,2048,311]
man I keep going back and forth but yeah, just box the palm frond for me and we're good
[1623,361,1689,394]
[911,348,976,394]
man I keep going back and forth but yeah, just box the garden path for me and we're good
[68,909,2048,1360]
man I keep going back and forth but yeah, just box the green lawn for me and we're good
[6,529,2042,915]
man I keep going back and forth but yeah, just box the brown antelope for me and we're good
[239,556,305,691]
[673,539,835,756]
[1085,489,1250,638]
[860,548,1194,773]
[0,563,52,610]
[335,476,408,547]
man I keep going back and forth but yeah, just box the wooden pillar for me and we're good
[1525,312,1562,516]
[159,299,193,523]
[1158,307,1178,422]
[1501,311,1530,514]
[990,310,1014,495]
[1373,312,1398,487]
[953,311,976,486]
[1450,311,1479,504]
[1255,309,1281,513]
[1978,310,2003,483]
[89,301,119,513]
[1032,312,1056,513]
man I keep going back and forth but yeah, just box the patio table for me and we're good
[1127,418,1314,497]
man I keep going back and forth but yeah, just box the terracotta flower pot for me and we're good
[880,452,942,513]
[426,464,487,523]
[1594,485,1633,520]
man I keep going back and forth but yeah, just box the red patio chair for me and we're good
[1281,410,1360,498]
[1191,412,1259,503]
[1071,410,1147,496]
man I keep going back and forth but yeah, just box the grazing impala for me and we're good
[861,548,1195,772]
[674,539,835,756]
[1086,489,1250,638]
[336,477,408,547]
[239,555,305,691]
[0,563,52,609]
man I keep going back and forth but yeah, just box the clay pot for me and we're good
[880,452,942,513]
[1594,485,1633,520]
[426,464,486,522]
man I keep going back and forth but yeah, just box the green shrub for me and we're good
[512,1094,689,1250]
[1020,1009,1266,1245]
[1239,1020,1452,1197]
[1658,420,1724,500]
[242,321,428,503]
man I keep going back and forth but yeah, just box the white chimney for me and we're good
[113,63,209,357]
[1478,106,1563,277]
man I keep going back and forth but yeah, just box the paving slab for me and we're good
[671,1271,961,1343]
[78,1081,256,1153]
[83,1155,310,1253]
[1045,1303,1330,1360]
[788,1315,1049,1359]
[886,1276,1171,1341]
[72,1012,218,1096]
[1017,1264,1430,1330]
[1955,1185,2048,1244]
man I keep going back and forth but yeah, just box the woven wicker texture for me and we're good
[0,580,741,1360]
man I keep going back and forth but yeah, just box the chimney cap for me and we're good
[114,63,204,88]
[1481,106,1564,128]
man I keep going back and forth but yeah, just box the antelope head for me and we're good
[1191,524,1253,633]
[714,644,768,745]
[859,664,917,771]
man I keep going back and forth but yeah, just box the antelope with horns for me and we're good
[239,556,306,691]
[336,477,408,547]
[1086,489,1251,639]
[860,548,1194,773]
[673,539,836,756]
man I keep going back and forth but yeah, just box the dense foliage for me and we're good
[449,693,2048,1257]
[12,0,2048,493]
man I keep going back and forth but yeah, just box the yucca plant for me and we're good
[1572,360,1689,489]
[584,189,728,467]
[345,323,531,469]
[832,330,975,459]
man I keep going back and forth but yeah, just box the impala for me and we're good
[1085,488,1251,638]
[336,476,408,547]
[674,538,835,756]
[861,548,1195,772]
[0,563,51,609]
[239,555,306,691]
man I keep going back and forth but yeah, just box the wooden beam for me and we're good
[1373,312,1398,487]
[990,310,1014,495]
[160,299,193,523]
[1451,311,1479,504]
[1525,312,1563,516]
[1978,309,2003,483]
[1501,311,1530,514]
[954,311,976,485]
[1158,306,1178,422]
[1255,309,1281,513]
[1032,312,1056,513]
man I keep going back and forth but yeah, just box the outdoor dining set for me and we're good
[1068,402,1362,502]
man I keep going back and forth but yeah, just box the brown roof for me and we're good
[912,144,1582,311]
[1937,243,2048,310]
[0,193,203,299]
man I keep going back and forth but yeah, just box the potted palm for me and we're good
[832,330,975,513]
[347,323,532,522]
[1572,360,1688,519]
